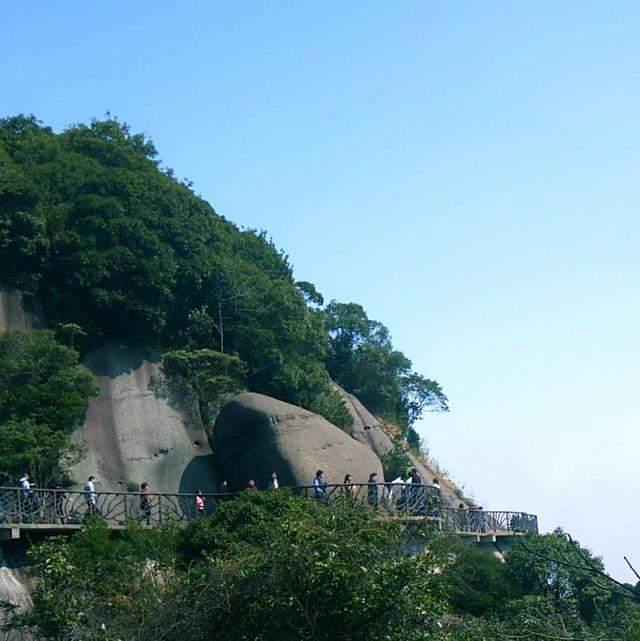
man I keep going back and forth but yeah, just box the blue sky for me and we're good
[2,2,639,580]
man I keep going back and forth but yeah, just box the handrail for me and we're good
[0,485,538,535]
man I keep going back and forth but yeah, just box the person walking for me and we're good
[139,482,152,525]
[195,490,206,516]
[428,478,441,517]
[19,472,31,497]
[246,479,258,491]
[84,476,98,517]
[268,472,280,490]
[409,467,423,484]
[408,468,424,515]
[469,506,485,533]
[342,474,357,497]
[313,470,326,502]
[18,472,34,522]
[367,472,379,509]
[389,475,405,511]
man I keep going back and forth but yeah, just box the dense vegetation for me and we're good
[0,115,446,443]
[6,492,638,641]
[324,301,448,447]
[0,329,98,486]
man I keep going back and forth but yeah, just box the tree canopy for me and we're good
[324,300,448,445]
[0,114,445,436]
[0,329,98,485]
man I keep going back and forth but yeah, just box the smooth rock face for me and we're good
[213,392,384,489]
[0,287,45,333]
[339,387,396,458]
[338,386,471,507]
[0,543,33,641]
[71,342,218,494]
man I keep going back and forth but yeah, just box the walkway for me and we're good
[0,485,538,540]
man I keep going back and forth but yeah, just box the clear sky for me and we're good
[2,2,638,580]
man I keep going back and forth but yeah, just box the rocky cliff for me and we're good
[213,392,384,488]
[0,285,470,504]
[0,543,32,640]
[0,285,219,495]
[0,288,44,333]
[339,387,471,507]
[71,341,218,494]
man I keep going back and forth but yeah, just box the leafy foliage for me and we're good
[0,330,98,485]
[380,440,413,480]
[162,348,246,425]
[0,115,352,428]
[7,495,640,641]
[324,300,448,440]
[11,492,447,641]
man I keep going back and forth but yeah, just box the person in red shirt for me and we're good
[195,489,205,516]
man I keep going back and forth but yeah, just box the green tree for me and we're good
[162,348,246,426]
[0,115,353,428]
[380,440,413,480]
[324,300,447,437]
[6,499,640,641]
[432,536,510,616]
[0,330,98,485]
[505,530,610,625]
[11,492,447,641]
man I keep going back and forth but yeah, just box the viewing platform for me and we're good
[0,485,538,542]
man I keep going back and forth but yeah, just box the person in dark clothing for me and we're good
[409,468,423,484]
[367,472,379,509]
[343,474,357,497]
[246,479,258,491]
[139,482,152,525]
[313,470,326,502]
[456,503,470,531]
[470,506,485,533]
[408,468,424,515]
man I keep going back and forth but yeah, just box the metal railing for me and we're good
[292,482,442,516]
[0,486,232,526]
[0,485,538,535]
[442,508,538,534]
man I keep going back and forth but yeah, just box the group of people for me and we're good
[228,472,281,493]
[138,482,207,524]
[13,468,447,523]
[310,468,443,515]
[11,471,531,535]
[15,473,210,524]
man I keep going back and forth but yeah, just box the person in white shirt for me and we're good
[18,473,35,521]
[428,478,442,516]
[19,473,32,497]
[389,476,405,509]
[268,472,280,490]
[84,475,97,514]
